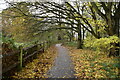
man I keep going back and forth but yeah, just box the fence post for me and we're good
[43,42,45,52]
[46,41,48,48]
[45,41,47,49]
[19,46,23,69]
[47,41,50,48]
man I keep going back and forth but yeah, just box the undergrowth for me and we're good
[68,47,120,78]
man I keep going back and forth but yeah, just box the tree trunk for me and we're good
[114,18,120,56]
[69,36,72,42]
[83,27,85,40]
[109,17,120,57]
[71,24,74,41]
[77,21,82,49]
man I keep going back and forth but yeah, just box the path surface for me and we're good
[47,44,75,78]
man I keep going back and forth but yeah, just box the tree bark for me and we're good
[77,21,82,49]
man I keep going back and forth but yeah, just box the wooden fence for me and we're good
[2,41,50,74]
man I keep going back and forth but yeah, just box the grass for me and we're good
[63,41,77,47]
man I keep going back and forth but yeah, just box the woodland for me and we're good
[1,0,120,79]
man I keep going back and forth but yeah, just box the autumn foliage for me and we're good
[12,46,57,78]
[68,47,120,78]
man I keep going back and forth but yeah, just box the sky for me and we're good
[0,0,8,12]
[0,0,120,12]
[0,0,63,12]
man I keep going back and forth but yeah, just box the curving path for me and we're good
[47,44,75,78]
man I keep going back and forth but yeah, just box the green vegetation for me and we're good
[63,41,77,47]
[1,1,120,79]
[84,36,120,53]
[69,47,120,78]
[2,36,19,54]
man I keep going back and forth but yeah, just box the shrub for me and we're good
[2,36,18,54]
[84,36,120,52]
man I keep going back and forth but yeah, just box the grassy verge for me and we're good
[12,46,57,78]
[63,41,77,47]
[67,47,120,78]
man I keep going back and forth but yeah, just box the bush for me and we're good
[2,36,19,54]
[84,36,120,52]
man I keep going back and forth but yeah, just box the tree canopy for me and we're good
[1,1,120,56]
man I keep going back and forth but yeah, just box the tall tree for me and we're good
[91,2,120,56]
[3,1,120,52]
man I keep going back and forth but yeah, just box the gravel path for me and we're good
[47,44,75,78]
